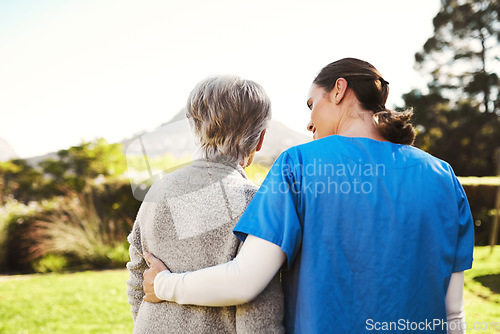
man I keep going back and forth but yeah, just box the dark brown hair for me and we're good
[313,58,415,145]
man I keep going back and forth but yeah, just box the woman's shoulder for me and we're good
[281,135,369,155]
[278,135,379,161]
[399,145,454,171]
[280,136,455,173]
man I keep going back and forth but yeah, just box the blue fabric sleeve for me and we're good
[452,176,474,272]
[234,151,303,269]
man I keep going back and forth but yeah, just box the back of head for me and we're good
[186,75,271,163]
[313,58,415,145]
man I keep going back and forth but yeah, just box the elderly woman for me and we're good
[143,58,473,334]
[126,75,284,333]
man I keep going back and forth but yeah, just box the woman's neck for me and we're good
[336,108,388,142]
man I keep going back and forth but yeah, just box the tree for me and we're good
[40,138,127,193]
[403,90,499,175]
[415,0,500,113]
[0,159,45,204]
[0,139,129,203]
[406,0,500,176]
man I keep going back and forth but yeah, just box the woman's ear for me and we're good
[255,129,266,152]
[330,78,348,104]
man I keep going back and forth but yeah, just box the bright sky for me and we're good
[0,0,441,158]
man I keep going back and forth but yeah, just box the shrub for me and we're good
[460,178,500,246]
[0,198,58,273]
[32,254,68,273]
[27,191,133,270]
[105,241,130,267]
[0,180,139,274]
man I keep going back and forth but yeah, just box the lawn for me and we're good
[0,247,499,334]
[0,269,134,333]
[464,246,500,333]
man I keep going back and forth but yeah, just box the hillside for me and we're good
[123,110,311,165]
[24,112,311,169]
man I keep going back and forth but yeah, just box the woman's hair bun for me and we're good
[373,109,416,145]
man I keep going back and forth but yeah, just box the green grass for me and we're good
[0,269,133,334]
[0,247,499,334]
[464,246,500,333]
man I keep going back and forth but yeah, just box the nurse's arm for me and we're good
[148,235,286,306]
[445,271,466,334]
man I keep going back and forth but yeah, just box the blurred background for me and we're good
[0,0,499,333]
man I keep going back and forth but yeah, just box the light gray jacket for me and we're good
[126,158,285,334]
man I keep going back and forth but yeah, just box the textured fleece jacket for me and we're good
[126,158,285,334]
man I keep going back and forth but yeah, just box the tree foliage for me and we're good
[415,0,500,112]
[0,138,128,204]
[406,0,500,176]
[40,138,127,193]
[0,159,45,204]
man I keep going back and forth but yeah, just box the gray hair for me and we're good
[186,75,271,164]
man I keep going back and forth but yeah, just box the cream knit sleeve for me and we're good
[126,222,148,321]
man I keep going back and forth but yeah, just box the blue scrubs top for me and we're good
[234,136,474,334]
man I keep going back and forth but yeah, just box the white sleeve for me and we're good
[445,271,466,334]
[154,235,286,306]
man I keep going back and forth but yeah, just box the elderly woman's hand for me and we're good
[142,252,170,303]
